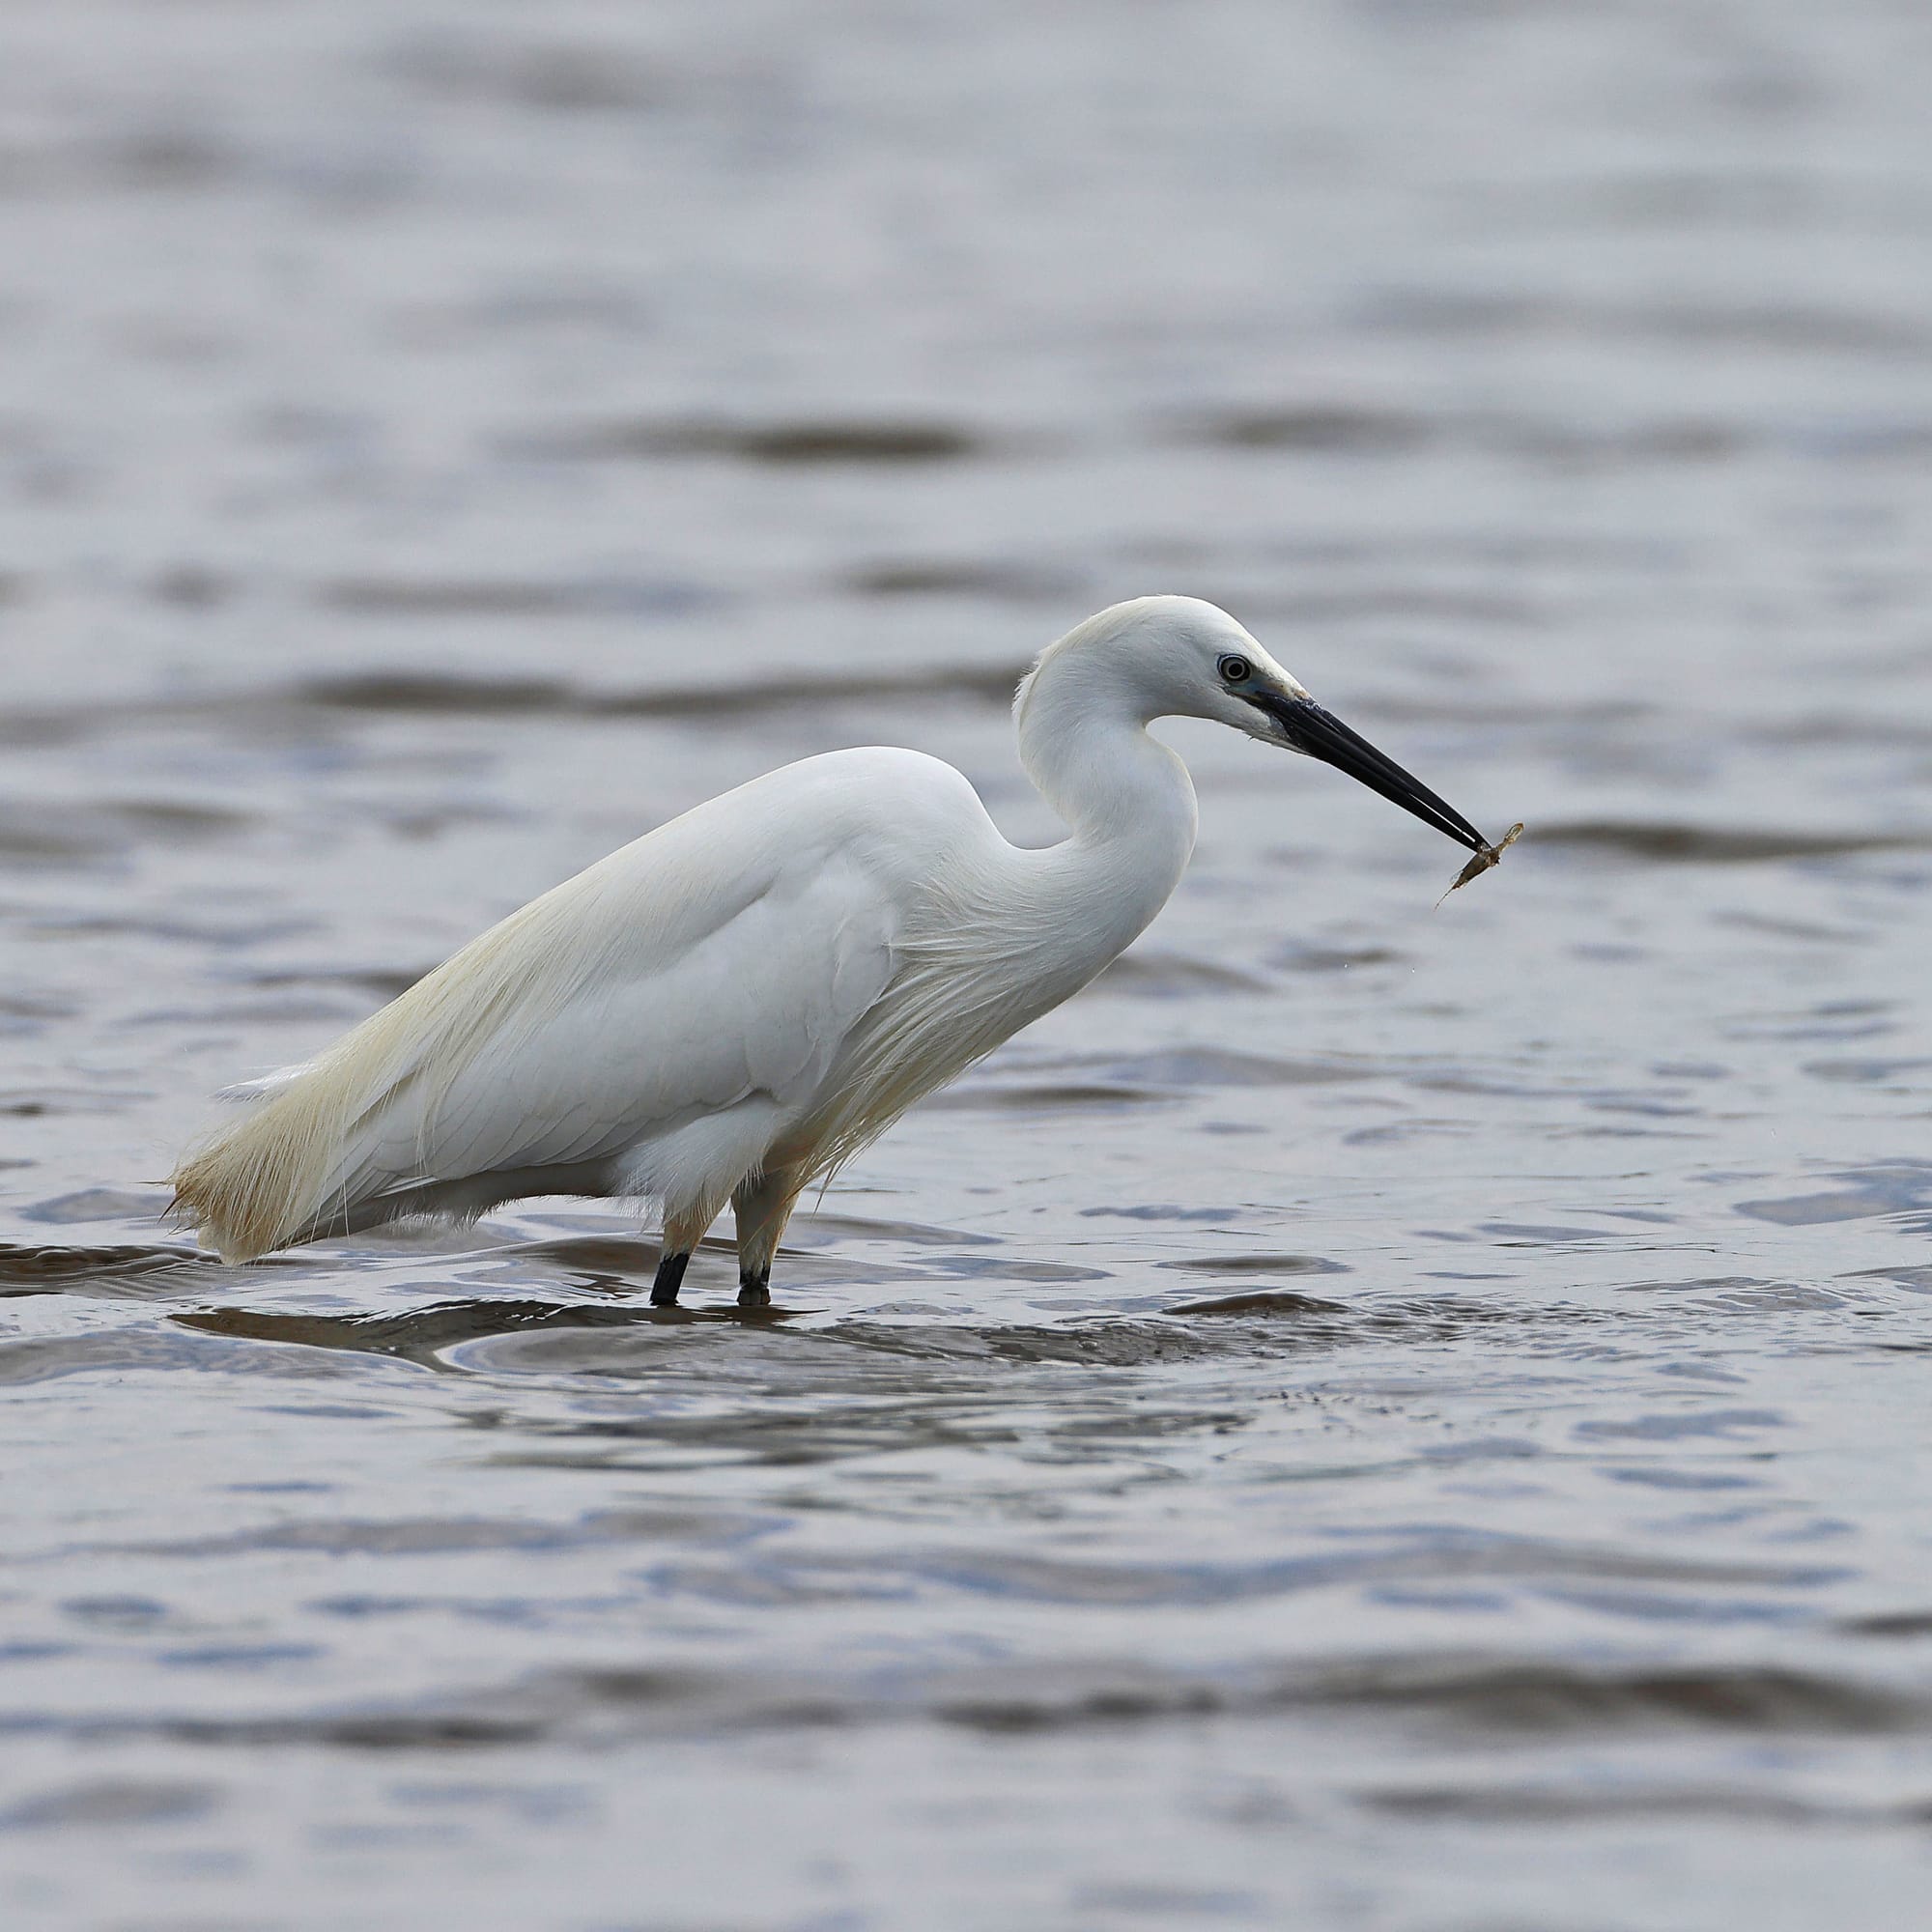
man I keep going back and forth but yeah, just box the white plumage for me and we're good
[172,596,1489,1302]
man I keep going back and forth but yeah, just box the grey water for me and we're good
[4,2,1932,1926]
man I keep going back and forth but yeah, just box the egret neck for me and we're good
[1011,624,1201,975]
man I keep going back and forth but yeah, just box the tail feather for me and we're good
[171,1005,435,1262]
[170,885,621,1260]
[172,856,677,1262]
[213,1063,314,1103]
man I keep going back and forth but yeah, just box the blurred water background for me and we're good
[5,2,1932,1926]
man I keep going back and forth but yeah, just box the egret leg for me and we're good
[649,1249,690,1307]
[648,1199,726,1307]
[732,1168,804,1308]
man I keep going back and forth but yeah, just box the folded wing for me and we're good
[172,791,900,1261]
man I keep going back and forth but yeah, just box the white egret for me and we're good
[172,596,1491,1303]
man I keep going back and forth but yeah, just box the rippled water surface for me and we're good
[6,3,1932,1927]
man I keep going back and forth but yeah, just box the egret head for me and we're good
[1035,596,1490,853]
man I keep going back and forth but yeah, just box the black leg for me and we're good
[737,1267,771,1308]
[650,1248,691,1307]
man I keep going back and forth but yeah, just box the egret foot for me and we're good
[650,1249,691,1307]
[737,1271,771,1308]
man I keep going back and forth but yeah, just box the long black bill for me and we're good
[1262,695,1488,853]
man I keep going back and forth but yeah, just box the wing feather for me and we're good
[172,762,911,1260]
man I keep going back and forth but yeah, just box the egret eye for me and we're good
[1217,654,1252,684]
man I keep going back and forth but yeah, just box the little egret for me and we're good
[172,596,1491,1302]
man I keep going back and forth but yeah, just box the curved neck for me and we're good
[1012,644,1199,948]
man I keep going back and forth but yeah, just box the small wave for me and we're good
[297,664,1020,718]
[514,415,989,465]
[0,1241,197,1291]
[1534,821,1932,862]
[27,1654,1914,1755]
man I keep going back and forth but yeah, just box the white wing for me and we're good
[338,846,893,1192]
[174,750,983,1260]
